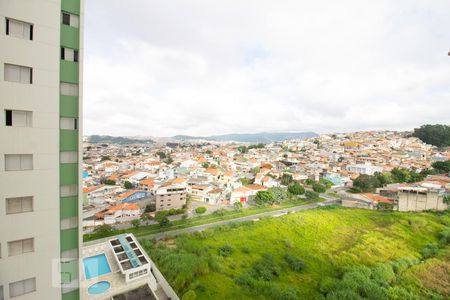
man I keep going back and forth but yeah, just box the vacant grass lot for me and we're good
[84,198,320,242]
[142,206,450,300]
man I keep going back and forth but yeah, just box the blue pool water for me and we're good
[88,281,111,295]
[83,254,111,280]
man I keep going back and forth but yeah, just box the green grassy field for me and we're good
[141,206,450,300]
[83,198,320,242]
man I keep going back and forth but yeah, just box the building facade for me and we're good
[154,185,187,211]
[398,187,448,212]
[0,1,83,299]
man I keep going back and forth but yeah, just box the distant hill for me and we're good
[412,124,450,148]
[172,132,318,143]
[88,135,154,144]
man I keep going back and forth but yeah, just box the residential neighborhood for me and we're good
[81,130,450,231]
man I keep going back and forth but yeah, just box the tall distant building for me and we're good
[0,1,83,299]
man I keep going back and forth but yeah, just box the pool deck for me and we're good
[81,242,170,300]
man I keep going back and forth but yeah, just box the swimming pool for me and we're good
[88,281,111,295]
[83,254,111,280]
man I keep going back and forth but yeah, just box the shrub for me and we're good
[284,254,305,272]
[438,228,450,245]
[420,244,439,259]
[241,247,251,254]
[288,182,305,195]
[218,245,233,257]
[130,219,140,228]
[182,290,197,300]
[305,190,320,200]
[255,190,276,205]
[144,203,156,213]
[195,206,207,214]
[312,182,327,193]
[250,253,280,281]
[93,224,114,237]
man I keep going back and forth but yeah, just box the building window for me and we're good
[8,238,34,257]
[9,278,36,298]
[60,82,78,96]
[60,117,78,130]
[60,152,78,163]
[6,18,33,40]
[6,197,33,214]
[61,47,79,62]
[4,154,33,171]
[61,249,78,262]
[61,12,79,28]
[61,216,78,230]
[5,110,32,127]
[4,64,32,84]
[60,184,78,197]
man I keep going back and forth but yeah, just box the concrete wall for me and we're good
[398,190,448,212]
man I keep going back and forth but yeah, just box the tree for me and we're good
[312,183,326,193]
[255,190,275,205]
[412,124,450,148]
[124,181,133,189]
[353,174,381,192]
[164,156,174,164]
[144,203,156,213]
[202,162,210,168]
[288,182,305,195]
[432,160,450,173]
[269,187,288,202]
[205,150,212,155]
[156,151,167,159]
[130,219,141,228]
[305,178,314,185]
[240,177,254,185]
[390,168,410,183]
[102,179,116,185]
[93,224,114,237]
[237,146,248,153]
[234,201,243,210]
[100,155,111,161]
[305,191,319,200]
[195,206,207,214]
[281,173,293,185]
[140,214,151,225]
[155,211,170,227]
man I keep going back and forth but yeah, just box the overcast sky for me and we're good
[83,0,450,137]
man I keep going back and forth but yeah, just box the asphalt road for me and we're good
[140,199,340,240]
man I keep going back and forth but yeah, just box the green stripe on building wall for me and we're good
[62,289,80,300]
[60,196,78,219]
[61,25,80,49]
[60,163,79,185]
[61,0,81,15]
[60,228,79,252]
[60,61,79,83]
[60,130,79,151]
[60,95,79,118]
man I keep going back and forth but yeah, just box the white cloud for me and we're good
[83,0,450,136]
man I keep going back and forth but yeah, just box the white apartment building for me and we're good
[0,1,83,299]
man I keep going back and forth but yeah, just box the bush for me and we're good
[250,253,280,281]
[144,203,156,213]
[218,245,233,257]
[130,219,140,228]
[438,228,450,245]
[312,182,327,193]
[420,244,439,259]
[268,187,289,202]
[93,224,114,237]
[284,254,305,272]
[255,190,276,205]
[182,290,197,300]
[305,190,320,200]
[195,206,207,214]
[288,182,305,195]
